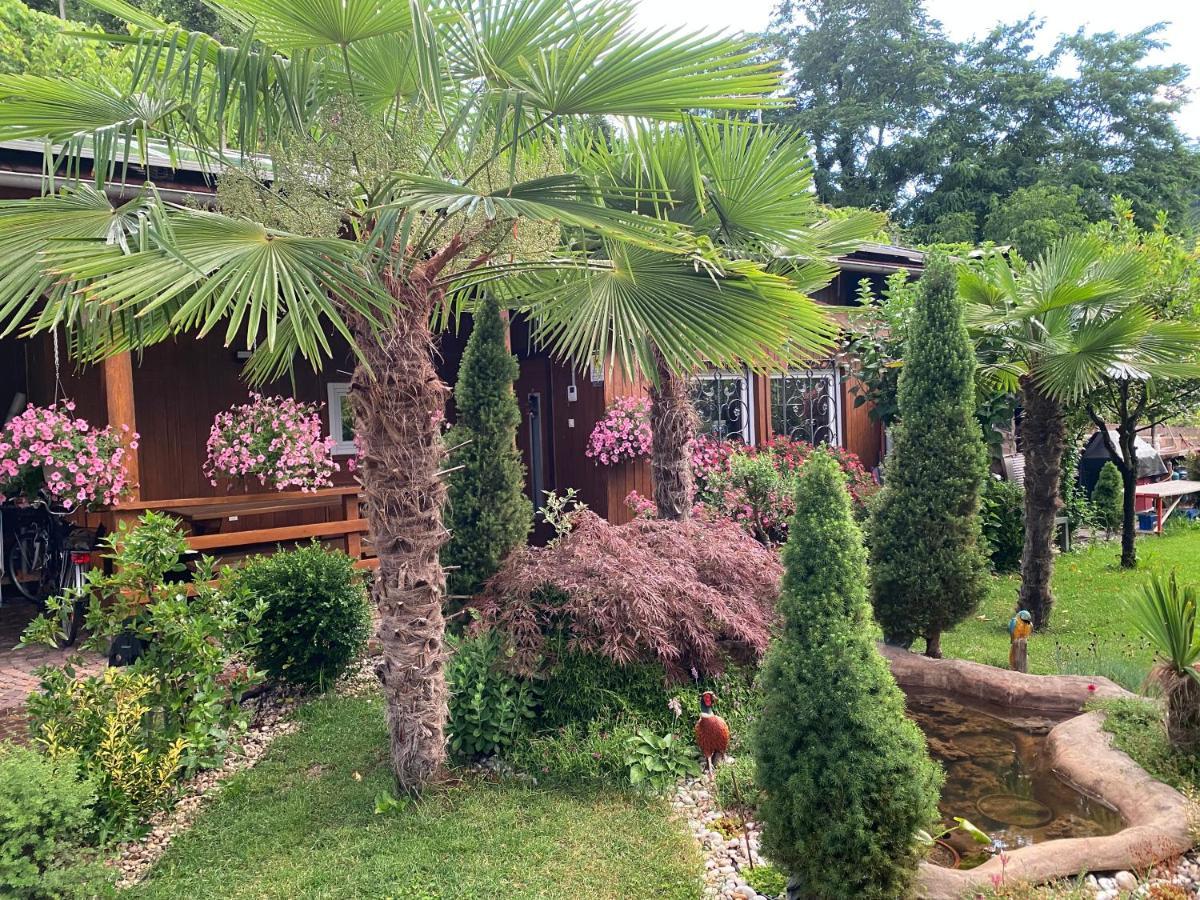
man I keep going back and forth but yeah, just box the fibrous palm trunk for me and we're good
[1018,376,1066,630]
[1164,668,1200,751]
[648,346,697,521]
[351,258,455,792]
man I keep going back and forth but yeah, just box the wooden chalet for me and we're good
[0,142,923,562]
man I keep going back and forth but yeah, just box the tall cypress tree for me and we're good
[444,295,531,603]
[753,450,942,900]
[869,252,988,657]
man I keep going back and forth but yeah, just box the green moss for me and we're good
[1092,697,1200,791]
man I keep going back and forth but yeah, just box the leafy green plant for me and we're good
[754,450,942,899]
[0,745,113,899]
[714,755,762,813]
[507,721,639,785]
[446,630,538,759]
[235,542,371,691]
[981,476,1025,572]
[537,651,673,733]
[540,488,588,542]
[22,513,261,825]
[1093,461,1123,539]
[624,729,700,792]
[744,864,788,898]
[1129,572,1200,749]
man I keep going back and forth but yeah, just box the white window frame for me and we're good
[692,368,755,445]
[326,382,357,455]
[768,367,842,446]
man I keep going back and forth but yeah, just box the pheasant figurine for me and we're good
[695,691,730,774]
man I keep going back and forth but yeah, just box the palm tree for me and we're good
[516,120,882,518]
[962,236,1198,629]
[0,0,787,790]
[1131,572,1200,750]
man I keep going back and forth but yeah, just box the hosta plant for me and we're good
[624,729,701,792]
[1130,572,1200,750]
[0,401,136,509]
[204,393,339,492]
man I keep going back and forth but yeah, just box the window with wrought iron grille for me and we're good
[769,367,840,445]
[691,369,754,444]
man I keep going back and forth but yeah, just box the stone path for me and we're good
[0,599,104,743]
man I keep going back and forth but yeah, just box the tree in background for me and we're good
[23,0,220,34]
[767,4,1200,240]
[868,254,988,657]
[1083,200,1200,568]
[767,0,953,210]
[1093,461,1123,541]
[753,449,941,899]
[962,237,1197,628]
[0,0,122,77]
[0,0,781,790]
[444,295,531,606]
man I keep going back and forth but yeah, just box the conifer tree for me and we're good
[444,296,532,602]
[869,252,989,656]
[1093,460,1123,540]
[753,450,942,900]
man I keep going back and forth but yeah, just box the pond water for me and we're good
[905,692,1124,868]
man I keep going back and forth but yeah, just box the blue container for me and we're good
[1137,511,1158,531]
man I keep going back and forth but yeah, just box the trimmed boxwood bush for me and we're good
[753,450,942,899]
[237,542,371,690]
[0,746,111,899]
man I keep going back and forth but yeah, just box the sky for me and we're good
[633,0,1200,138]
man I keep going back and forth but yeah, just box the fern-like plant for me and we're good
[1130,572,1200,750]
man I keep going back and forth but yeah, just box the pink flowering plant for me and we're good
[204,394,339,492]
[585,396,653,466]
[0,401,136,510]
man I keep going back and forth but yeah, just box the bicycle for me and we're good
[0,498,98,647]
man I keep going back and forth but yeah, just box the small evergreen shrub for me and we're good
[443,294,532,602]
[869,253,989,654]
[240,542,374,691]
[446,630,538,759]
[1093,461,1123,538]
[981,475,1024,572]
[477,511,781,679]
[754,450,942,899]
[0,745,112,899]
[237,542,371,690]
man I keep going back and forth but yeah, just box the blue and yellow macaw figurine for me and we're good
[1008,610,1033,672]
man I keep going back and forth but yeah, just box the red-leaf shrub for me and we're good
[475,511,781,680]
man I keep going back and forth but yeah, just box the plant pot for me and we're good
[929,839,961,869]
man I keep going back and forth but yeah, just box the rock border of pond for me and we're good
[879,645,1193,900]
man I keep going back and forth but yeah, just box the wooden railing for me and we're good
[111,487,377,570]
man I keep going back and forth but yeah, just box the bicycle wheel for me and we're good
[6,531,51,602]
[58,559,88,648]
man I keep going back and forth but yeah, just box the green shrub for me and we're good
[0,745,112,899]
[237,542,371,690]
[507,721,638,785]
[981,475,1024,572]
[869,253,989,656]
[624,729,701,793]
[714,755,761,813]
[23,513,262,826]
[744,864,788,898]
[754,450,942,899]
[443,293,532,604]
[537,651,673,732]
[1093,461,1123,538]
[446,630,538,759]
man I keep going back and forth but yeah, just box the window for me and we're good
[769,367,840,446]
[691,369,754,444]
[326,382,357,455]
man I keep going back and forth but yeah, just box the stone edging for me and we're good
[876,646,1193,899]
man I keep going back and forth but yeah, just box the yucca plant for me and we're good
[1129,572,1200,750]
[0,0,823,791]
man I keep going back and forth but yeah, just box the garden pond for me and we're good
[906,691,1124,868]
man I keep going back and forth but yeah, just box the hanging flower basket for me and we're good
[585,396,653,466]
[0,401,137,510]
[204,393,339,492]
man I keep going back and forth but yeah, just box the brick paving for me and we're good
[0,599,104,743]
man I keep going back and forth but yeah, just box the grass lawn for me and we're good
[940,527,1200,691]
[127,695,701,900]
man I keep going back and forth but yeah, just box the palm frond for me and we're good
[208,0,415,49]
